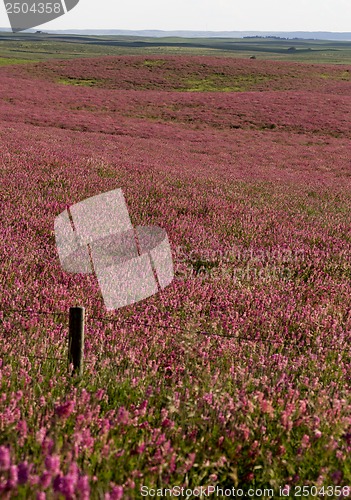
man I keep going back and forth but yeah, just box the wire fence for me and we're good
[0,305,350,372]
[0,307,67,364]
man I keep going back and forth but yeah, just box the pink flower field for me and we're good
[1,54,351,498]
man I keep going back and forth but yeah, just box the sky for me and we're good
[0,0,350,32]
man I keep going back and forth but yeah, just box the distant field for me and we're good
[4,53,351,93]
[1,32,351,64]
[1,51,351,497]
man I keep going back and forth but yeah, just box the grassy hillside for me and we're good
[1,32,351,64]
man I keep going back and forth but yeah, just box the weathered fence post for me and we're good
[68,306,85,376]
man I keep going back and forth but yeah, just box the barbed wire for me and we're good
[89,314,306,347]
[1,308,67,318]
[89,313,185,331]
[0,306,350,356]
[58,311,351,352]
[0,306,303,347]
[0,309,66,363]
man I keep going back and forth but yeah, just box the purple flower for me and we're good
[161,418,175,428]
[41,438,54,456]
[342,432,351,445]
[95,389,105,400]
[18,461,29,485]
[45,455,60,475]
[77,475,90,500]
[36,428,46,445]
[105,486,124,500]
[55,400,75,418]
[6,465,18,489]
[53,474,63,493]
[40,471,52,489]
[314,429,322,439]
[331,470,343,484]
[60,474,76,498]
[0,446,11,471]
[116,406,130,425]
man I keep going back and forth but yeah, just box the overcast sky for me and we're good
[0,0,350,32]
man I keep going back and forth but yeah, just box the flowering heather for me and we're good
[1,54,351,497]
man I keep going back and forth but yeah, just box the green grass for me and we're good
[143,59,166,67]
[184,74,272,92]
[58,76,100,86]
[0,56,39,66]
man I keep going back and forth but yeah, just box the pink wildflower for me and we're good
[169,453,177,473]
[45,455,60,475]
[136,443,146,454]
[105,485,124,500]
[40,471,52,488]
[95,389,105,400]
[17,420,27,438]
[161,418,175,428]
[77,475,90,499]
[18,461,29,484]
[0,446,11,470]
[6,465,18,489]
[301,434,310,448]
[116,406,130,425]
[55,400,75,418]
[331,470,343,484]
[36,428,46,445]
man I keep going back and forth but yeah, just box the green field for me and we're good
[1,32,351,64]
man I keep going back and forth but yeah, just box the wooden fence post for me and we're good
[68,306,85,376]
